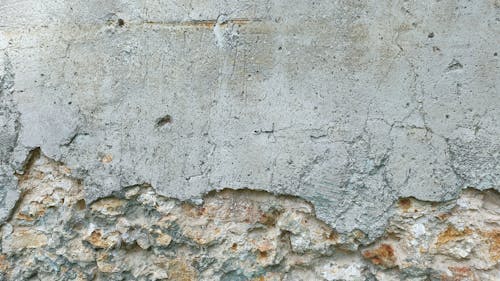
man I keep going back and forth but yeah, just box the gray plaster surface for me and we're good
[0,0,499,239]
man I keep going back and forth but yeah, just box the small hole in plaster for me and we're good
[156,115,172,127]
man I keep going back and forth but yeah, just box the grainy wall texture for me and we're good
[0,0,499,280]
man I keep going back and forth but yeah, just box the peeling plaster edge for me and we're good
[3,146,500,248]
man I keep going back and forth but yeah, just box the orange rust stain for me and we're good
[436,226,472,246]
[398,198,412,211]
[230,19,256,25]
[16,209,45,221]
[326,230,338,241]
[257,241,273,253]
[0,255,9,272]
[258,250,268,259]
[362,243,397,268]
[16,212,34,221]
[142,18,257,29]
[86,230,115,249]
[143,20,216,28]
[436,212,451,221]
[441,266,477,281]
[259,209,280,226]
[255,241,273,261]
[181,203,204,217]
[483,229,500,261]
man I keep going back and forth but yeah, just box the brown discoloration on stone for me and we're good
[90,198,126,216]
[325,230,339,241]
[442,266,478,281]
[65,239,96,263]
[5,228,48,251]
[85,230,119,249]
[181,203,204,217]
[257,241,274,253]
[15,204,46,221]
[76,199,86,210]
[258,250,269,259]
[167,259,197,281]
[251,273,282,281]
[436,212,452,221]
[399,198,412,212]
[86,230,105,248]
[2,153,500,280]
[362,243,397,268]
[154,232,172,247]
[0,255,9,272]
[483,229,500,261]
[436,226,473,246]
[259,209,281,226]
[96,252,119,273]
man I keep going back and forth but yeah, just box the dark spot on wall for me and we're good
[117,18,125,27]
[259,209,281,227]
[399,198,412,211]
[326,231,338,241]
[428,32,435,38]
[156,115,172,127]
[258,250,268,259]
[447,59,463,71]
[76,199,86,210]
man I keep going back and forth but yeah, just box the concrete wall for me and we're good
[0,0,499,280]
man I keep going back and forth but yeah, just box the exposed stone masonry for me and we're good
[1,1,499,280]
[1,153,499,281]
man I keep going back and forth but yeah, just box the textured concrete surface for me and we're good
[0,0,499,245]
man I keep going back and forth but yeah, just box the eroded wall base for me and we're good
[1,154,499,281]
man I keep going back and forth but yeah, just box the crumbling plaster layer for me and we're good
[0,0,499,239]
[1,154,500,280]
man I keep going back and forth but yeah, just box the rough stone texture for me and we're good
[1,154,500,280]
[0,0,499,279]
[0,0,498,240]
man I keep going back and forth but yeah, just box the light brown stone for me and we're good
[3,228,48,252]
[90,198,126,216]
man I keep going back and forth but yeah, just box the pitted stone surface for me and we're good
[1,154,500,280]
[0,0,499,240]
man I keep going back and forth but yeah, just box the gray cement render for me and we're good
[0,0,499,240]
